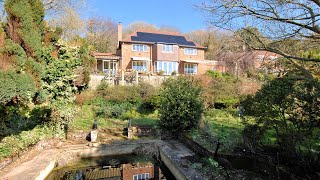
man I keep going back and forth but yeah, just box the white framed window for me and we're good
[133,173,149,180]
[102,60,117,74]
[184,63,198,74]
[132,61,148,71]
[132,44,147,52]
[154,61,178,75]
[162,44,174,53]
[184,48,197,55]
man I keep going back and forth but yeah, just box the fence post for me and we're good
[135,71,139,84]
[120,70,125,85]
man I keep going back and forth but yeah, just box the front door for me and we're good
[103,61,117,74]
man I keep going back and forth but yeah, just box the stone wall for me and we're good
[3,140,208,180]
[88,75,105,89]
[88,74,174,89]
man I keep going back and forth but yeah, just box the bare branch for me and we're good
[311,0,320,7]
[199,0,320,62]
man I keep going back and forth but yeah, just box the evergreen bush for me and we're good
[0,71,35,104]
[158,77,204,133]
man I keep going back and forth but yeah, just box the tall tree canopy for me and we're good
[123,22,180,39]
[199,0,320,62]
[86,17,117,53]
[43,0,88,40]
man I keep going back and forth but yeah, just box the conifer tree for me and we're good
[5,0,44,59]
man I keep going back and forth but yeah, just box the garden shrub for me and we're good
[36,89,50,104]
[131,117,158,127]
[50,102,78,135]
[96,81,108,96]
[99,85,141,103]
[137,82,158,112]
[24,58,43,88]
[75,90,96,106]
[158,77,204,133]
[0,125,55,161]
[0,105,52,137]
[97,82,157,104]
[137,82,156,100]
[89,97,135,119]
[206,70,223,78]
[0,71,35,105]
[198,73,240,109]
[120,109,141,120]
[241,76,320,155]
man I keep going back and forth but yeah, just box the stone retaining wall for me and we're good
[88,74,175,89]
[3,140,205,180]
[158,141,205,180]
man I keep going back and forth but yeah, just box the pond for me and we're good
[46,154,176,180]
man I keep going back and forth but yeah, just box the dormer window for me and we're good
[162,44,174,53]
[132,44,147,52]
[184,48,197,55]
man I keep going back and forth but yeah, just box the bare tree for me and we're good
[199,0,320,62]
[123,22,183,40]
[123,21,158,38]
[159,25,181,33]
[86,17,117,53]
[185,29,244,59]
[43,0,87,14]
[43,0,88,40]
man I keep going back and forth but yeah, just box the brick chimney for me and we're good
[117,22,122,48]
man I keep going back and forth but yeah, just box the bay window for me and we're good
[154,61,178,75]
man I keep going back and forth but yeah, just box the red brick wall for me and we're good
[198,62,225,75]
[179,47,205,61]
[119,42,211,75]
[120,43,152,71]
[122,164,154,180]
[151,44,158,73]
[155,44,179,61]
[179,61,185,74]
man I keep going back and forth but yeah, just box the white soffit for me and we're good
[183,60,204,63]
[183,60,220,64]
[131,57,151,61]
[203,60,219,64]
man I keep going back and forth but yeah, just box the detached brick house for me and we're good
[216,50,281,76]
[93,23,225,76]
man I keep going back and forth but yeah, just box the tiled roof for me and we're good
[92,52,120,60]
[123,30,204,48]
[214,50,280,62]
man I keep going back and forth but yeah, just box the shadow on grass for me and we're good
[0,106,52,141]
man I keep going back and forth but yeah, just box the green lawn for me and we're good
[131,117,158,127]
[71,105,127,130]
[71,105,159,131]
[190,109,244,153]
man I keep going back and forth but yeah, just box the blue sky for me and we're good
[87,0,208,33]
